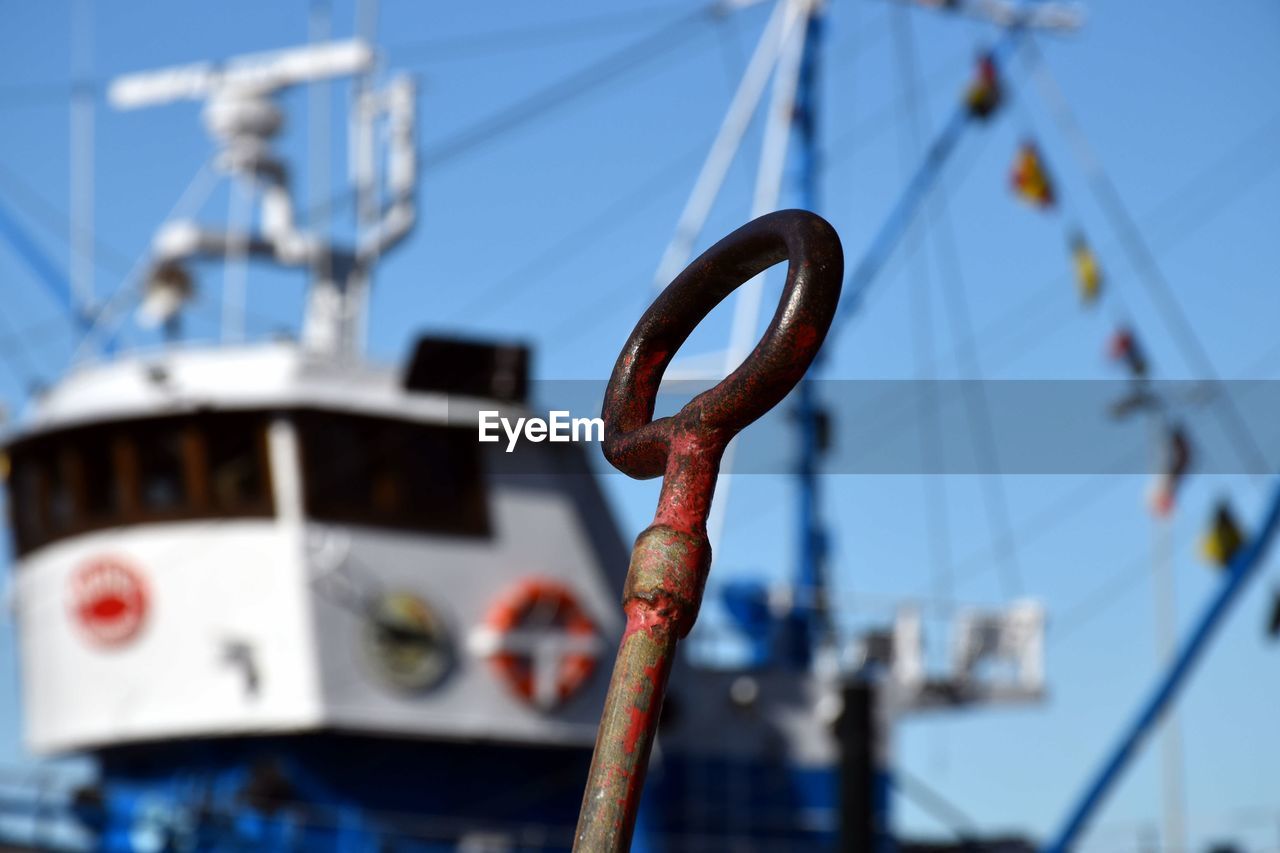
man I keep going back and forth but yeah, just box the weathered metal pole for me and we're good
[574,209,843,851]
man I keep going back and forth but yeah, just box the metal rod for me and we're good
[786,0,830,668]
[725,0,808,366]
[1150,453,1187,853]
[575,209,843,851]
[70,0,94,315]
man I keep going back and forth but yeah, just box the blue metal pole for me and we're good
[1043,479,1280,853]
[784,0,829,669]
[783,23,1023,666]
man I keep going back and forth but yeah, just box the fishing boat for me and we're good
[0,15,1057,849]
[2,2,1276,851]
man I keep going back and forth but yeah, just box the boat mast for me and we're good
[69,0,94,319]
[784,0,831,667]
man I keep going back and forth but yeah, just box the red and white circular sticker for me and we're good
[69,557,149,648]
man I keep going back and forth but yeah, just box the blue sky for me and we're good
[1,0,1279,849]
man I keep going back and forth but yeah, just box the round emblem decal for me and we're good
[363,593,453,693]
[70,557,148,648]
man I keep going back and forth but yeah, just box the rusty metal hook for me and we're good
[574,209,843,851]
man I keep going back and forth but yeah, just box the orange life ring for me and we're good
[481,579,600,709]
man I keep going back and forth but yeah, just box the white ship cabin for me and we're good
[2,337,628,755]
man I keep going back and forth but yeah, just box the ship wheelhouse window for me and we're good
[207,416,269,512]
[133,420,189,514]
[295,411,489,538]
[5,412,275,557]
[78,437,122,522]
[10,452,47,553]
[46,447,77,536]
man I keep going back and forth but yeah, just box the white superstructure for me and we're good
[2,39,632,757]
[5,342,628,754]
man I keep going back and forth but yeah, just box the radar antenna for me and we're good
[109,39,417,356]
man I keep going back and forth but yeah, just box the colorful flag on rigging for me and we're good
[1070,233,1103,305]
[1010,141,1055,209]
[1107,326,1148,379]
[1200,500,1245,569]
[965,53,1002,120]
[1148,424,1191,517]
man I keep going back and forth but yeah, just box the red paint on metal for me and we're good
[623,600,666,637]
[623,704,646,755]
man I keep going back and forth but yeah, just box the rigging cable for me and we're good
[890,766,981,841]
[301,2,739,224]
[952,106,1280,380]
[999,42,1133,333]
[897,127,1279,596]
[1020,37,1271,481]
[551,39,978,357]
[69,160,218,360]
[718,112,1280,596]
[893,9,1024,598]
[831,24,1025,337]
[559,48,982,350]
[889,6,962,778]
[0,3,712,113]
[418,5,725,170]
[712,3,749,93]
[998,67,1267,842]
[0,312,50,395]
[553,11,909,350]
[889,6,956,612]
[0,198,91,334]
[825,44,975,172]
[922,129,1026,598]
[1050,337,1280,647]
[0,162,133,274]
[454,140,710,327]
[389,2,696,63]
[838,112,1280,507]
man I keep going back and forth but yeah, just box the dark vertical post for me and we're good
[836,681,881,852]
